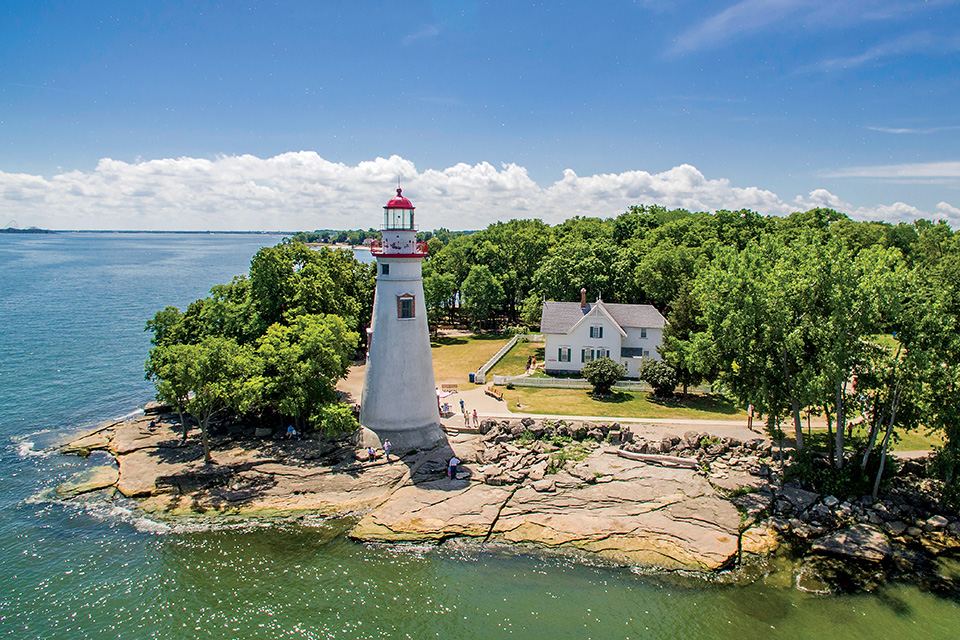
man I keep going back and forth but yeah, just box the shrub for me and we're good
[312,403,359,436]
[581,357,626,396]
[640,360,678,398]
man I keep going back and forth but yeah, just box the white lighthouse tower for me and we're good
[360,188,444,453]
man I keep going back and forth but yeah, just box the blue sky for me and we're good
[2,0,959,231]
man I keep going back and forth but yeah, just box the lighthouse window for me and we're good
[397,294,415,319]
[381,263,390,276]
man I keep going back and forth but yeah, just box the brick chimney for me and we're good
[580,287,587,310]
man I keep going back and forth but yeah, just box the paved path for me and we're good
[341,364,767,442]
[338,363,937,454]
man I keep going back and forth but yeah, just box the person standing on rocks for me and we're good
[472,409,479,428]
[448,455,460,479]
[383,439,392,461]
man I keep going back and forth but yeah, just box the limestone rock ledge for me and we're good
[60,414,741,571]
[349,450,743,571]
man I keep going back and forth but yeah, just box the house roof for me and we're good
[540,300,666,335]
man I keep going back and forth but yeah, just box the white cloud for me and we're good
[822,161,960,179]
[794,188,960,226]
[866,125,960,135]
[937,201,960,217]
[668,0,807,55]
[0,152,955,231]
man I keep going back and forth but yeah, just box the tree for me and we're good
[815,242,904,469]
[145,306,185,346]
[697,235,823,451]
[251,314,359,430]
[423,271,458,327]
[640,359,678,398]
[144,343,195,441]
[461,265,504,330]
[581,357,626,396]
[312,403,360,436]
[185,337,261,464]
[658,286,718,394]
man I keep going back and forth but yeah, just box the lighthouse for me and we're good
[360,188,445,453]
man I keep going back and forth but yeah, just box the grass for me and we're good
[502,387,746,420]
[869,333,902,351]
[489,340,545,377]
[430,334,510,384]
[795,423,944,452]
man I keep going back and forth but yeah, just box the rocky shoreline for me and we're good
[57,405,960,593]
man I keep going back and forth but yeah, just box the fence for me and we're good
[471,333,544,385]
[490,375,652,391]
[490,375,715,394]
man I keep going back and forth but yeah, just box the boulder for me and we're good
[781,485,820,513]
[683,430,702,448]
[532,479,556,493]
[884,520,908,536]
[811,524,892,562]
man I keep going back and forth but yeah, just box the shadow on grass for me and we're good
[590,391,634,404]
[648,393,740,415]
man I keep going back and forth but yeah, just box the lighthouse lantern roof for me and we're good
[382,188,416,230]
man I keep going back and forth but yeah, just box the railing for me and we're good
[370,240,429,256]
[472,334,520,385]
[491,376,652,390]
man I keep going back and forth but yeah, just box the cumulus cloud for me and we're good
[0,152,954,231]
[794,188,960,226]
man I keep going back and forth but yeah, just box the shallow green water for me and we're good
[1,233,959,639]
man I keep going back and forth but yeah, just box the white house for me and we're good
[540,289,666,378]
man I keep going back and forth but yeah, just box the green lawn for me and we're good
[802,424,943,452]
[489,340,545,377]
[869,333,902,351]
[502,386,746,420]
[430,334,509,384]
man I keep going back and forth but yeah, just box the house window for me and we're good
[640,327,647,339]
[558,347,571,363]
[589,325,603,339]
[597,349,610,359]
[381,263,390,276]
[581,348,595,363]
[397,294,415,319]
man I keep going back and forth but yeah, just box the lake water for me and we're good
[1,233,958,639]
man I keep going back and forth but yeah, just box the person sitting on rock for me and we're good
[368,446,379,461]
[286,425,298,440]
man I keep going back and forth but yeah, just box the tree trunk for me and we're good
[872,384,901,502]
[178,403,189,443]
[861,394,884,470]
[824,404,834,467]
[196,413,213,464]
[781,350,803,450]
[835,376,846,469]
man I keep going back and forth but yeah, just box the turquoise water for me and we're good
[1,233,959,639]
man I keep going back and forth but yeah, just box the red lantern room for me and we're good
[372,187,427,257]
[383,188,416,230]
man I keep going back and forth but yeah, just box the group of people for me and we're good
[458,399,480,428]
[366,439,392,462]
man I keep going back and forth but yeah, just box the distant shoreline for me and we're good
[51,229,295,235]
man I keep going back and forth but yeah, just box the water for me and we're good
[1,233,958,639]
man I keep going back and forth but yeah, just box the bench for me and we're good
[485,385,504,401]
[441,384,458,394]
